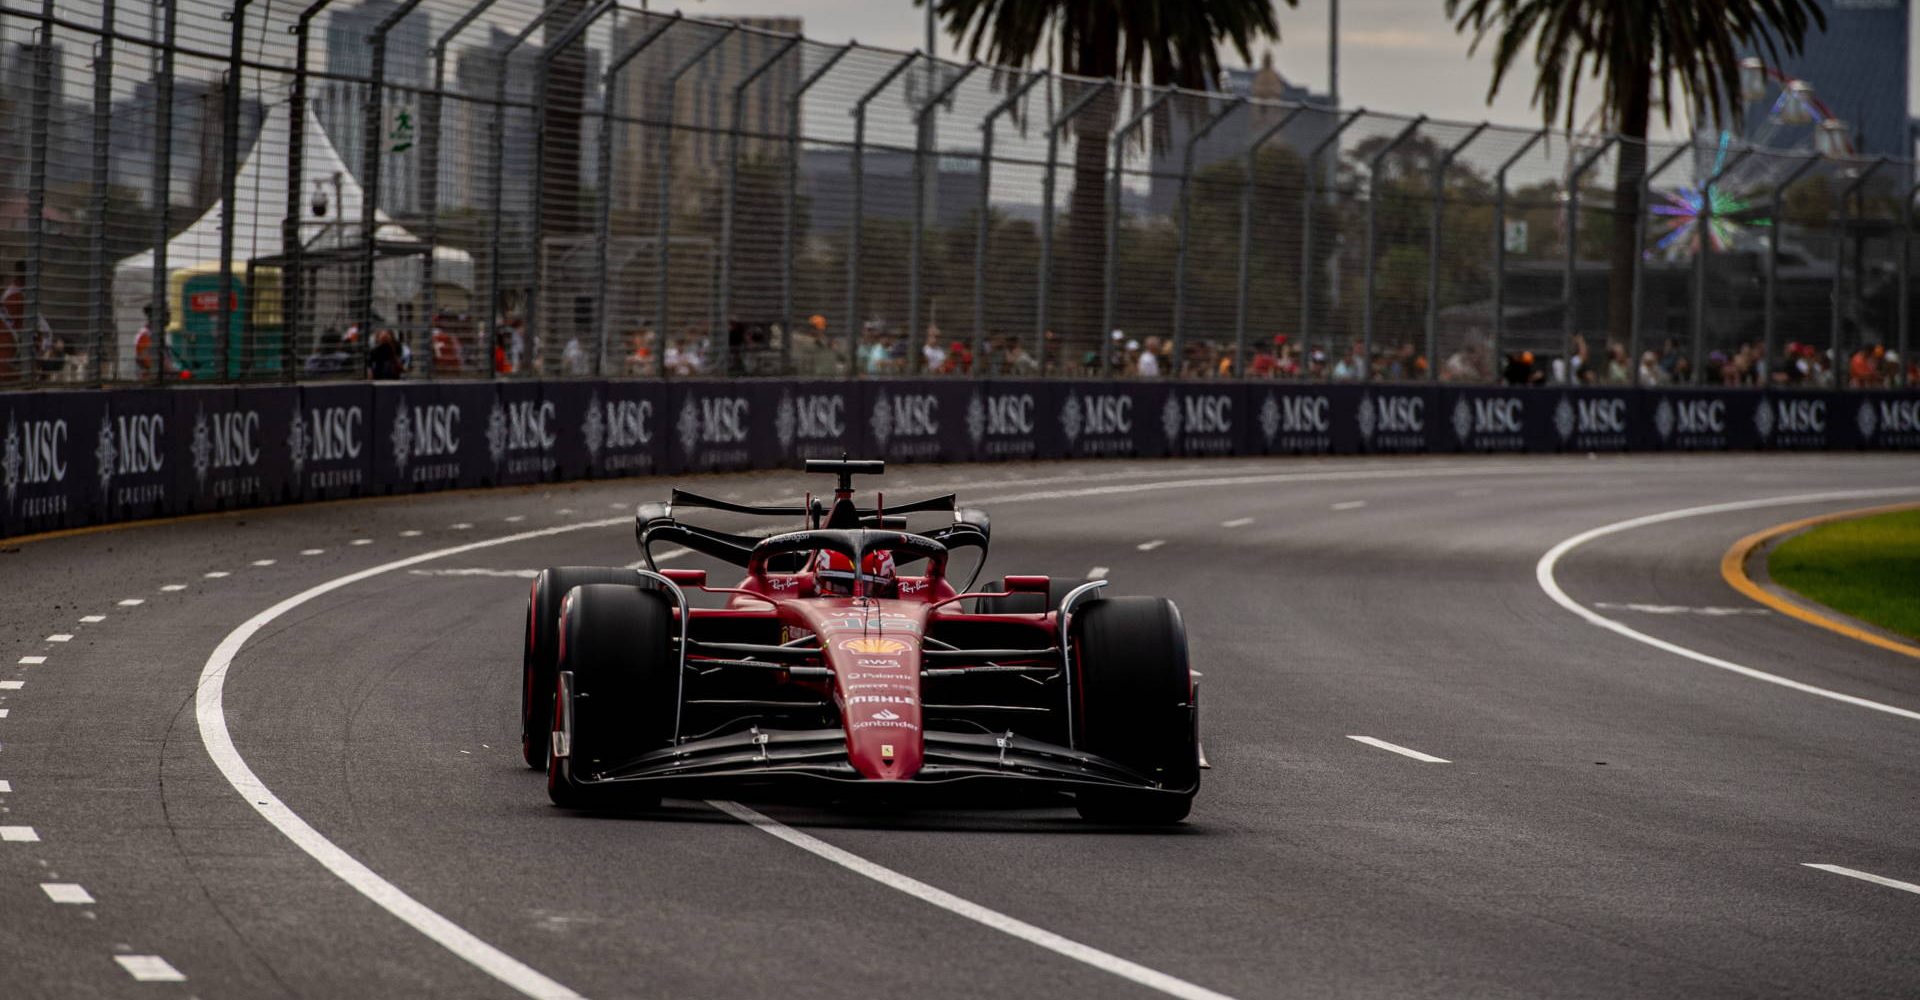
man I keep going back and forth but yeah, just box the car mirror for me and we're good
[660,568,707,589]
[1002,575,1049,594]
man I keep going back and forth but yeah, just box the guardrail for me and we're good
[3,379,1915,538]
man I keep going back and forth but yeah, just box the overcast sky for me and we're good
[677,0,1920,141]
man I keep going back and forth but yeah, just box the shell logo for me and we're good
[840,637,908,655]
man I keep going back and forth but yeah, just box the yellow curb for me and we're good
[1721,501,1920,661]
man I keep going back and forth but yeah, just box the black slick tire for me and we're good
[523,566,648,768]
[1068,596,1199,824]
[547,583,678,809]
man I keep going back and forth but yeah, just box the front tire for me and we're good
[523,567,650,768]
[547,583,678,808]
[1069,596,1199,824]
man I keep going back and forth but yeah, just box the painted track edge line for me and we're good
[195,519,623,1000]
[707,800,1242,1000]
[1535,489,1920,723]
[1719,501,1920,661]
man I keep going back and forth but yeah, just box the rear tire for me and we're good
[547,584,678,809]
[974,577,1081,615]
[1069,596,1199,825]
[523,567,650,768]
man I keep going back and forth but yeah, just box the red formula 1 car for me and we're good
[521,460,1201,823]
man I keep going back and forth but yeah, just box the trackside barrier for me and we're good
[2,381,1916,538]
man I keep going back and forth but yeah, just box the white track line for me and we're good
[0,709,10,718]
[1,680,21,690]
[117,598,144,606]
[19,656,45,665]
[196,463,1575,999]
[400,530,423,537]
[114,956,185,982]
[351,539,372,546]
[1220,517,1254,528]
[709,800,1240,1000]
[1137,540,1165,552]
[196,521,619,999]
[252,559,276,567]
[1087,566,1109,580]
[1803,863,1920,896]
[1,825,40,841]
[1537,488,1920,723]
[1347,735,1450,763]
[1330,500,1367,511]
[79,615,105,623]
[161,584,187,591]
[204,571,229,578]
[45,634,72,642]
[0,780,11,793]
[301,549,325,556]
[41,882,94,904]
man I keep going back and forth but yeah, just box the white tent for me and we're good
[111,103,474,375]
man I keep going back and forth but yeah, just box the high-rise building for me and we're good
[607,15,804,213]
[319,0,432,215]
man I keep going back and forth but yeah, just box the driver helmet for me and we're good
[815,548,897,597]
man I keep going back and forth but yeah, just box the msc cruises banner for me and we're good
[2,379,1915,537]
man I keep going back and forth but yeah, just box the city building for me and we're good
[1146,52,1336,218]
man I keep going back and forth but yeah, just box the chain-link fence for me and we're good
[0,0,1914,390]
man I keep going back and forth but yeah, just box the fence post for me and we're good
[1360,115,1425,381]
[357,0,428,379]
[424,0,508,379]
[87,0,117,385]
[1562,136,1615,384]
[653,24,738,379]
[213,0,252,380]
[844,50,922,377]
[1492,128,1547,381]
[485,6,574,380]
[1300,108,1364,373]
[1036,78,1113,375]
[22,0,54,387]
[287,0,339,382]
[973,70,1045,375]
[1690,147,1751,383]
[528,0,617,380]
[595,13,683,378]
[715,34,801,377]
[1832,157,1888,388]
[1103,87,1175,376]
[1234,105,1308,378]
[779,42,855,375]
[906,61,978,373]
[1169,96,1246,378]
[148,0,177,386]
[1424,122,1487,382]
[1629,142,1690,375]
[1763,155,1820,384]
[1903,181,1919,386]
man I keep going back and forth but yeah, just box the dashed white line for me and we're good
[78,615,105,623]
[1331,500,1368,511]
[555,508,574,515]
[1537,488,1920,723]
[350,539,373,546]
[0,780,11,793]
[400,530,423,537]
[1803,863,1920,896]
[606,503,627,510]
[41,882,94,904]
[712,800,1240,1000]
[503,515,526,523]
[160,584,187,592]
[1347,735,1450,763]
[449,523,473,530]
[0,709,10,718]
[114,956,185,982]
[1594,602,1770,616]
[251,559,277,567]
[300,549,325,556]
[1,680,21,690]
[1,825,41,842]
[1220,517,1254,528]
[1136,540,1165,552]
[1087,566,1109,580]
[409,568,542,579]
[45,634,73,642]
[19,656,46,665]
[117,598,145,606]
[204,571,230,579]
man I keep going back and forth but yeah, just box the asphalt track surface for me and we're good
[2,454,1918,999]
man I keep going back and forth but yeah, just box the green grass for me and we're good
[1769,509,1920,642]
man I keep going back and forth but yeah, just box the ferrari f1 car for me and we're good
[521,459,1200,823]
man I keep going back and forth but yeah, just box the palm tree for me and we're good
[927,0,1287,349]
[1446,0,1825,351]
